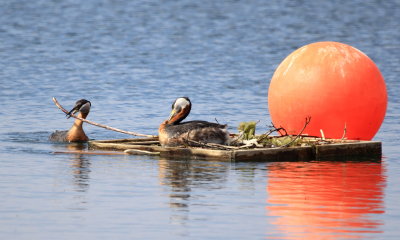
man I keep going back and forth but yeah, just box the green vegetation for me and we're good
[237,121,257,140]
[237,121,318,148]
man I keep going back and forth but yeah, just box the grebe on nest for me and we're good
[49,99,91,142]
[158,97,230,147]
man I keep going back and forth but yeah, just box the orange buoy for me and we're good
[268,41,387,140]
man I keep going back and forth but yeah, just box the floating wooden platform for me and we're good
[88,137,382,162]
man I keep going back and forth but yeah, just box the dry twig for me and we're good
[183,138,238,150]
[270,122,288,136]
[52,97,157,138]
[279,116,311,148]
[257,123,287,142]
[341,122,347,142]
[230,131,244,145]
[53,151,127,155]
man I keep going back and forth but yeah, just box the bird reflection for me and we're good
[266,160,386,239]
[51,141,92,193]
[67,144,91,193]
[53,143,91,193]
[159,158,192,210]
[157,157,229,224]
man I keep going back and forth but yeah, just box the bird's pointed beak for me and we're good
[66,105,80,119]
[168,109,176,121]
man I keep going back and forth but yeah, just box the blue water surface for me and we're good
[1,0,399,239]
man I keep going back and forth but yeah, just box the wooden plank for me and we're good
[89,141,232,159]
[92,137,158,143]
[53,150,127,155]
[315,141,381,160]
[88,139,382,162]
[233,146,314,162]
[90,140,234,160]
[124,149,160,155]
[89,141,164,152]
[160,147,232,160]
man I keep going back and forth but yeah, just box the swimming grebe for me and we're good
[158,97,230,147]
[49,99,91,142]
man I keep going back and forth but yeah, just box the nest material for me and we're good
[200,118,336,150]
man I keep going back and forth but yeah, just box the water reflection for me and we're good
[52,143,91,193]
[157,157,229,224]
[266,160,386,239]
[66,143,91,193]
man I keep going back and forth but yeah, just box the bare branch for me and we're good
[341,122,347,142]
[269,122,288,136]
[279,116,311,148]
[320,129,325,140]
[52,97,157,138]
[183,138,238,150]
[230,131,244,145]
[53,151,127,155]
[258,123,287,142]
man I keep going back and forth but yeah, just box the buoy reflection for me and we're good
[266,161,385,239]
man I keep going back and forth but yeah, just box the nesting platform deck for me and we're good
[88,137,382,162]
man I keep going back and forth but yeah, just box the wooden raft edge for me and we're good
[88,139,382,161]
[88,141,233,160]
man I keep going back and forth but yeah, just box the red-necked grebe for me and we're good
[49,99,91,142]
[158,97,230,147]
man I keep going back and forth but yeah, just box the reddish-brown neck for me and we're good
[168,106,190,124]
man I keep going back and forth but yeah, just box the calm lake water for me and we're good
[1,0,399,239]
